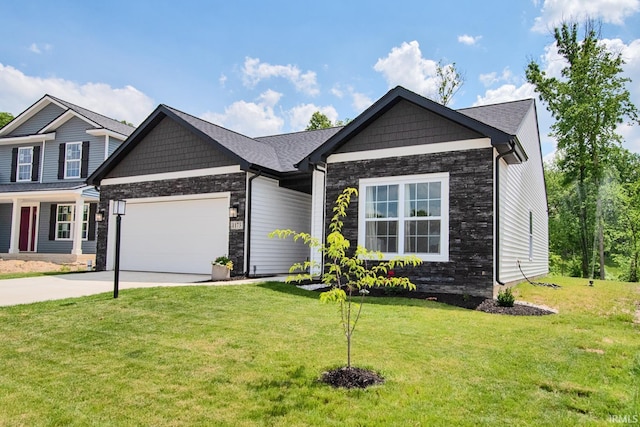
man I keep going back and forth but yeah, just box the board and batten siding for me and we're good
[498,104,549,284]
[249,176,312,276]
[7,103,65,136]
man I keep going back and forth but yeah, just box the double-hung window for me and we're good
[56,204,89,240]
[17,147,33,181]
[65,142,82,179]
[359,173,449,262]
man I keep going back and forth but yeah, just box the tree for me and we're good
[305,111,333,130]
[305,111,351,130]
[270,188,421,384]
[435,61,464,106]
[0,112,14,128]
[526,21,639,278]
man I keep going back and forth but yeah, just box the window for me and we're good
[56,204,89,240]
[359,173,449,262]
[17,147,33,181]
[65,142,82,179]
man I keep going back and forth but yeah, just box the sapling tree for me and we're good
[270,187,422,369]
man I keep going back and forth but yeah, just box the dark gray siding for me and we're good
[0,142,43,184]
[96,172,247,273]
[336,100,483,153]
[106,117,238,179]
[8,103,65,136]
[42,117,104,182]
[0,204,12,252]
[326,148,495,298]
[37,202,97,254]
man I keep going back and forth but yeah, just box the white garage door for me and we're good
[119,196,229,274]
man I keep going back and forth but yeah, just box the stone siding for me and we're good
[326,148,494,298]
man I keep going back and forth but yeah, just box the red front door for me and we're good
[18,206,38,252]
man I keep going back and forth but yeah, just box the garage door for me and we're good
[119,197,229,274]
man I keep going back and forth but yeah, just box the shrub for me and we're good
[497,287,515,307]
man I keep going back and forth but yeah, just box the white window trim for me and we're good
[56,204,89,241]
[17,146,33,182]
[358,172,450,262]
[64,142,82,179]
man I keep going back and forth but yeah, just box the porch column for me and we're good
[8,198,21,254]
[71,197,84,255]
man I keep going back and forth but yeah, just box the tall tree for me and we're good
[435,61,464,106]
[0,112,14,128]
[526,21,639,278]
[306,111,334,130]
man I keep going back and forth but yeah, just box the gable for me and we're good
[105,116,238,179]
[335,100,484,154]
[7,103,66,136]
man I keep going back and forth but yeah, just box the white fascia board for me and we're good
[126,192,231,204]
[0,187,97,202]
[327,138,492,163]
[40,110,100,133]
[100,165,243,186]
[86,128,128,140]
[0,133,56,145]
[0,97,58,136]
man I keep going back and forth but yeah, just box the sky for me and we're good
[1,0,639,160]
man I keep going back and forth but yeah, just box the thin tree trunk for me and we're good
[597,197,605,280]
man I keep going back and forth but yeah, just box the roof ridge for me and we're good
[256,125,344,139]
[457,98,534,111]
[47,94,134,129]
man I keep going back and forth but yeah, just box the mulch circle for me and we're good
[320,367,384,389]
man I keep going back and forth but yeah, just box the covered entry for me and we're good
[116,194,230,274]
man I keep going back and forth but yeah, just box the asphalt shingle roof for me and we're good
[0,182,88,193]
[457,99,534,135]
[48,95,136,137]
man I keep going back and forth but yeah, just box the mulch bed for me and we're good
[475,299,555,316]
[320,367,384,389]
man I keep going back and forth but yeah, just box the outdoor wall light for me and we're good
[95,210,106,222]
[229,203,239,218]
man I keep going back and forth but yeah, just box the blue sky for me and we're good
[1,0,639,159]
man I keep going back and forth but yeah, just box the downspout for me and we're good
[495,141,516,286]
[244,171,261,277]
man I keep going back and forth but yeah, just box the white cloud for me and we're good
[351,91,372,112]
[373,41,441,99]
[242,57,319,96]
[289,104,339,131]
[219,74,227,87]
[532,0,640,33]
[479,68,514,87]
[473,83,537,106]
[331,86,344,98]
[457,34,482,46]
[28,43,52,54]
[200,89,285,137]
[0,63,154,125]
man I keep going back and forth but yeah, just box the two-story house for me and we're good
[0,95,135,264]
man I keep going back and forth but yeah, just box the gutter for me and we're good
[244,171,261,277]
[494,141,517,286]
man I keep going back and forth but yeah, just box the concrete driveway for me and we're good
[0,271,285,307]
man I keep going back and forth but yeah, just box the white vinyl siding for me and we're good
[498,105,549,283]
[17,147,33,181]
[249,176,312,276]
[358,173,449,262]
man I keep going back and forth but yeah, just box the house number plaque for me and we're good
[230,220,244,230]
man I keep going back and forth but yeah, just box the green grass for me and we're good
[0,276,638,426]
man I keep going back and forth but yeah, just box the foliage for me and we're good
[0,277,638,424]
[527,20,639,278]
[270,187,422,368]
[212,255,233,270]
[435,60,464,106]
[305,111,351,130]
[496,287,515,307]
[0,112,14,128]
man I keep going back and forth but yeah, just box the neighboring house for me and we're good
[88,86,548,298]
[0,95,135,263]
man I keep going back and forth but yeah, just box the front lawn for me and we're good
[0,276,638,426]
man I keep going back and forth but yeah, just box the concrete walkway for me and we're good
[0,271,287,307]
